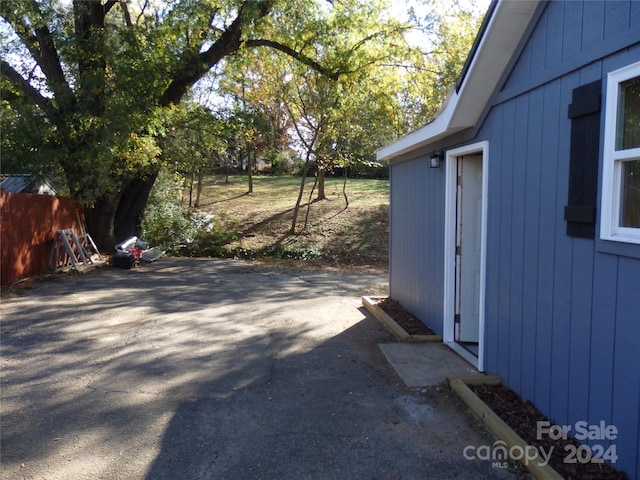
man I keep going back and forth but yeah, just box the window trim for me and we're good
[600,61,640,244]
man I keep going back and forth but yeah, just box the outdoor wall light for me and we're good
[428,151,443,168]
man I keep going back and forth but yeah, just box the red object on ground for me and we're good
[129,248,142,262]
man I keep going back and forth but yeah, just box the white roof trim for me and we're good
[376,88,460,160]
[377,0,541,161]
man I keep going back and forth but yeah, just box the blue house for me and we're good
[378,0,640,476]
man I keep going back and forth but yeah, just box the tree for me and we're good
[214,0,422,232]
[1,0,484,248]
[283,66,330,234]
[0,0,346,249]
[405,0,486,121]
[160,104,227,208]
[217,50,296,192]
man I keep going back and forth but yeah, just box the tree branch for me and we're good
[243,39,341,80]
[117,1,133,27]
[0,59,58,118]
[33,25,75,103]
[28,1,71,97]
[104,1,119,15]
[1,4,75,114]
[1,10,43,67]
[345,26,411,58]
[136,0,149,25]
[160,21,241,105]
[160,1,275,106]
[73,0,107,115]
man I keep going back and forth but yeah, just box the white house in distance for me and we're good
[378,0,640,477]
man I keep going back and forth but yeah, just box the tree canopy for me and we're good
[1,0,484,248]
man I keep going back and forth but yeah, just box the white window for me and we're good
[601,61,640,244]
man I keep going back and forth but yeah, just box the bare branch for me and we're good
[244,39,341,80]
[136,0,149,25]
[345,26,411,57]
[26,62,39,83]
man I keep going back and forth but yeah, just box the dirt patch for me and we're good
[470,383,628,479]
[374,297,436,336]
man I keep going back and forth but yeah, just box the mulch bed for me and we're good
[470,383,628,479]
[373,297,627,479]
[374,297,435,336]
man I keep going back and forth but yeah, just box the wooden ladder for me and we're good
[50,228,103,270]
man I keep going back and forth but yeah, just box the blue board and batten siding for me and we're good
[389,159,446,335]
[389,1,640,476]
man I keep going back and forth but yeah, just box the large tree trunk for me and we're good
[84,193,121,251]
[5,0,347,258]
[114,172,158,244]
[84,172,157,251]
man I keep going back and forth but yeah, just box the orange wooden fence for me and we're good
[0,191,83,286]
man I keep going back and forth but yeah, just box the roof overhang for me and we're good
[377,0,541,162]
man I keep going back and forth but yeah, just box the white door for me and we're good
[456,155,483,343]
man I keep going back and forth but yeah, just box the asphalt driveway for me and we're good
[1,258,516,479]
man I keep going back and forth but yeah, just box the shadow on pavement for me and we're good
[1,258,514,479]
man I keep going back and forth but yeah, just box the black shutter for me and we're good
[564,80,602,238]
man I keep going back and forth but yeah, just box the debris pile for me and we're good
[113,236,164,269]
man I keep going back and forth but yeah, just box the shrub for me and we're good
[268,151,304,175]
[262,244,322,261]
[142,171,240,256]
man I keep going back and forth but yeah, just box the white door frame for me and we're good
[443,141,489,372]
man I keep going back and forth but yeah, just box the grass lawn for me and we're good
[194,175,389,272]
